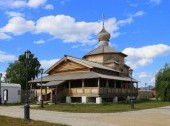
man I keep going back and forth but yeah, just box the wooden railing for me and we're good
[66,87,98,96]
[99,88,138,95]
[65,87,138,96]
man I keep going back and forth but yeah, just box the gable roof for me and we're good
[29,71,137,84]
[44,55,92,74]
[45,55,120,74]
[83,45,127,58]
[41,80,65,87]
[29,71,100,83]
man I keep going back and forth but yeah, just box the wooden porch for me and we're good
[65,87,138,97]
[37,78,138,103]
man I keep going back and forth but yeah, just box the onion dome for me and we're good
[97,24,111,42]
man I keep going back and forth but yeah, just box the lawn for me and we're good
[0,115,67,126]
[35,100,170,113]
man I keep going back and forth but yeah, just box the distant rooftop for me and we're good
[2,83,21,87]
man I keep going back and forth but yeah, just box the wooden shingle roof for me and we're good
[45,55,120,74]
[29,71,137,84]
[83,45,127,58]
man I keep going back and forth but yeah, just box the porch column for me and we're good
[132,81,134,96]
[114,80,116,88]
[69,81,71,95]
[96,97,102,104]
[30,83,32,90]
[121,81,123,94]
[97,78,100,95]
[113,96,118,103]
[82,96,87,103]
[96,78,102,104]
[97,78,100,88]
[50,88,53,102]
[137,82,138,90]
[45,87,47,101]
[82,79,84,94]
[114,80,117,94]
[66,96,71,103]
[55,86,57,103]
[106,80,109,88]
[55,86,57,95]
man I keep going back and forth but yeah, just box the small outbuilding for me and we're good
[1,83,21,103]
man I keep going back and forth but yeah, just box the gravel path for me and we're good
[0,105,170,126]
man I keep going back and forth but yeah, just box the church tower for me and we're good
[83,19,129,76]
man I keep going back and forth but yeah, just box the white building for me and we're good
[1,83,21,103]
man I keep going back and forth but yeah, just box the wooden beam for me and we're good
[69,81,71,95]
[98,78,100,88]
[82,79,84,94]
[106,80,109,88]
[114,80,116,89]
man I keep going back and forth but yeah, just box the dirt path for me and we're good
[0,105,170,126]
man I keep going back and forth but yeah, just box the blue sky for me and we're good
[0,0,170,87]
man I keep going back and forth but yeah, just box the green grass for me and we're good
[35,100,170,113]
[134,100,170,110]
[0,115,67,126]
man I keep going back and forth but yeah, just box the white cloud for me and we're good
[5,11,24,17]
[72,45,80,48]
[0,32,11,40]
[27,0,47,8]
[133,11,145,17]
[40,59,60,69]
[129,4,138,7]
[36,15,99,43]
[34,40,45,44]
[0,0,47,8]
[44,4,54,10]
[1,11,143,43]
[150,0,162,5]
[123,44,170,69]
[139,72,148,78]
[117,17,133,26]
[12,0,27,8]
[36,13,142,44]
[1,16,35,35]
[150,77,155,84]
[61,0,71,5]
[0,51,16,62]
[126,11,145,18]
[0,0,27,8]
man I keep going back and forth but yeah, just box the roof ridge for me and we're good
[45,54,120,74]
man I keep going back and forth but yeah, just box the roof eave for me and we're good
[83,52,127,58]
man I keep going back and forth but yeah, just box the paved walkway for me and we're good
[0,105,170,126]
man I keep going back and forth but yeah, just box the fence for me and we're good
[21,89,37,103]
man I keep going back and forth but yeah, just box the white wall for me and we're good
[1,83,21,103]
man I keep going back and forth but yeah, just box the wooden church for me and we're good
[30,23,138,104]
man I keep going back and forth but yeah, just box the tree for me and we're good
[155,63,170,101]
[5,51,41,90]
